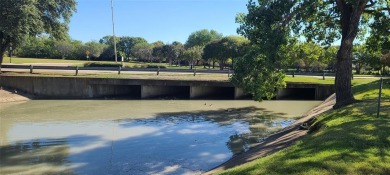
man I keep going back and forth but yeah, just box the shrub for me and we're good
[83,62,122,67]
[146,65,166,69]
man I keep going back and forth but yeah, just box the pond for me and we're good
[0,100,321,175]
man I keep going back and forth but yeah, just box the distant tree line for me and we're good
[9,29,389,74]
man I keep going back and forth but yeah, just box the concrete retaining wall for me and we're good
[0,75,334,100]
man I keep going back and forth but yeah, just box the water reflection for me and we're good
[0,100,321,174]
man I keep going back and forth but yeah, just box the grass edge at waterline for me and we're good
[218,78,390,175]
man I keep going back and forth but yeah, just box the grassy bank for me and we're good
[219,79,390,175]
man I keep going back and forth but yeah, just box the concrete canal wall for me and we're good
[0,76,334,100]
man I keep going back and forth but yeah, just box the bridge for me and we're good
[0,75,334,100]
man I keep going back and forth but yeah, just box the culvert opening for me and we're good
[277,88,316,100]
[191,86,235,99]
[90,85,141,99]
[142,86,190,99]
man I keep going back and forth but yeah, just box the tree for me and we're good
[203,36,249,70]
[171,41,185,66]
[202,41,220,69]
[132,42,153,62]
[218,36,250,70]
[99,35,119,45]
[117,36,148,59]
[380,51,390,74]
[69,40,86,60]
[99,45,116,61]
[0,0,77,71]
[236,0,389,108]
[291,42,325,71]
[323,46,339,72]
[55,40,73,59]
[152,41,165,63]
[185,29,223,48]
[85,41,106,59]
[232,1,292,101]
[182,46,203,68]
[161,42,184,66]
[17,36,56,58]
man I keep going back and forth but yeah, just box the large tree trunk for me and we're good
[333,0,368,109]
[334,40,355,108]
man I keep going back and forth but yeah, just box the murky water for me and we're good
[0,100,321,175]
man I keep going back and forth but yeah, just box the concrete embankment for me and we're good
[0,89,30,103]
[204,94,336,174]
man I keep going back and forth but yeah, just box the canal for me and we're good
[0,100,321,175]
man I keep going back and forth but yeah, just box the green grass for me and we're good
[219,79,390,175]
[3,57,221,70]
[284,76,381,85]
[3,57,90,65]
[285,76,335,84]
[3,57,150,67]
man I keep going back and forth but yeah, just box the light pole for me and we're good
[111,0,118,63]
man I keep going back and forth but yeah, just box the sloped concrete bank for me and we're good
[204,94,336,175]
[0,89,31,103]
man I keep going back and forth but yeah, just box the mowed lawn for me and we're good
[2,57,215,70]
[3,57,90,64]
[219,78,390,175]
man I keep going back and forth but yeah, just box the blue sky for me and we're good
[69,0,248,44]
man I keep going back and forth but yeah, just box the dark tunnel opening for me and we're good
[277,88,316,100]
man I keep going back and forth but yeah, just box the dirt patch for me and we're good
[204,94,336,175]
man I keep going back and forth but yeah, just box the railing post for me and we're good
[228,68,230,77]
[30,65,33,74]
[377,77,383,118]
[193,68,197,76]
[118,66,121,75]
[292,72,295,78]
[157,66,160,75]
[75,66,78,76]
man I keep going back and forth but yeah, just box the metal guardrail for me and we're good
[1,64,230,74]
[3,64,388,78]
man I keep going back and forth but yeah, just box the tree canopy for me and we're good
[117,37,148,59]
[0,0,77,69]
[185,29,223,48]
[203,36,249,70]
[234,0,389,108]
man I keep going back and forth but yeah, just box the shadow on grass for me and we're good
[353,79,390,100]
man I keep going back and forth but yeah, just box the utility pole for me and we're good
[111,0,118,63]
